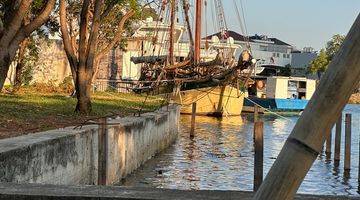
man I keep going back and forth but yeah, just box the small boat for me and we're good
[244,76,317,112]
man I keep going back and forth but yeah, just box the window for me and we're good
[283,54,286,58]
[277,53,280,57]
[299,81,306,89]
[273,53,276,57]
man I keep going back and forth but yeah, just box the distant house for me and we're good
[204,31,293,68]
[291,48,318,78]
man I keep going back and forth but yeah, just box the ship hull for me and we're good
[173,86,244,116]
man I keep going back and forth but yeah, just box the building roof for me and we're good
[204,30,291,46]
[203,30,250,42]
[249,35,291,46]
[268,38,291,46]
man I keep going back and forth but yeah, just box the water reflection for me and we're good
[120,104,360,196]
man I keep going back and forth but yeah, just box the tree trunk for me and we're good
[254,14,360,200]
[0,51,12,91]
[13,61,24,90]
[13,39,28,91]
[75,66,92,114]
[0,0,56,92]
[91,56,101,83]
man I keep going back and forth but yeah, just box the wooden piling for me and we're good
[190,102,196,138]
[344,114,352,171]
[358,122,360,183]
[254,14,360,200]
[254,104,259,122]
[334,114,342,165]
[98,117,107,185]
[325,129,332,158]
[254,121,264,192]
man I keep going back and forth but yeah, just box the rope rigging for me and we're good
[131,0,256,106]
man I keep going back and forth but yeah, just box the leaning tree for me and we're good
[0,0,56,91]
[59,0,140,114]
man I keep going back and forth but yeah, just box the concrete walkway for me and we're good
[0,183,359,200]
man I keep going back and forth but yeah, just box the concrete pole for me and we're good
[254,14,360,200]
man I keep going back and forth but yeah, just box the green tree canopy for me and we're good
[326,34,345,60]
[308,49,329,73]
[308,34,345,74]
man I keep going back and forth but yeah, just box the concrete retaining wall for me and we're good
[0,105,180,185]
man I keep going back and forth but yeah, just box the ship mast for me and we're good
[214,0,228,40]
[169,0,176,65]
[194,0,202,63]
[182,0,194,55]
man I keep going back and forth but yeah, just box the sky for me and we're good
[217,0,360,51]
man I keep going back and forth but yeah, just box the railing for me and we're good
[93,79,138,93]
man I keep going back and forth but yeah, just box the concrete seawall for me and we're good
[0,104,180,185]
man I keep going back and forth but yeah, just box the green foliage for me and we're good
[308,49,329,73]
[326,34,345,60]
[21,64,34,86]
[58,76,75,93]
[308,34,345,74]
[1,1,58,87]
[20,37,42,85]
[0,1,59,36]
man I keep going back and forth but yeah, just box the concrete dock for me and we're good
[0,182,358,200]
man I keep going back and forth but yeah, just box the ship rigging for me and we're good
[131,0,256,116]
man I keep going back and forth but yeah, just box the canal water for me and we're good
[120,104,360,196]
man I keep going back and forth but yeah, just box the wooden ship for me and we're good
[131,0,256,116]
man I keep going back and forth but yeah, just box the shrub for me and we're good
[58,76,74,94]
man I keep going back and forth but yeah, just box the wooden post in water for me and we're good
[98,117,107,185]
[334,114,342,165]
[254,121,264,191]
[254,14,360,200]
[358,124,360,183]
[254,104,259,122]
[253,105,259,141]
[325,129,332,158]
[190,102,197,138]
[344,114,352,171]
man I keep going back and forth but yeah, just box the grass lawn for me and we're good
[0,87,165,139]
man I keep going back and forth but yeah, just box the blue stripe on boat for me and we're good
[275,99,309,110]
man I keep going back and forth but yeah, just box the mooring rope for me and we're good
[244,96,292,121]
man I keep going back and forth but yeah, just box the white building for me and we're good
[291,47,318,78]
[205,31,293,68]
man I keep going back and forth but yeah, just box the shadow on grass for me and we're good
[0,92,164,138]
